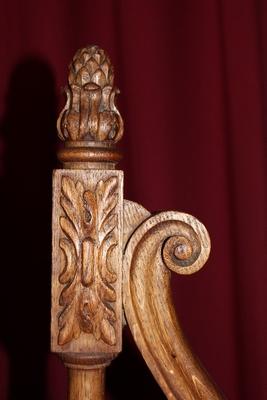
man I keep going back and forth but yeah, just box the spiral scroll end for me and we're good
[162,214,211,275]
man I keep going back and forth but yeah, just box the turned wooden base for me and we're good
[61,353,115,400]
[68,369,105,400]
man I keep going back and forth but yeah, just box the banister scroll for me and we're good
[51,45,224,399]
[123,201,224,399]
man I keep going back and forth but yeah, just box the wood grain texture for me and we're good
[68,369,105,400]
[51,45,124,398]
[51,169,123,355]
[51,45,224,399]
[57,145,122,169]
[123,201,224,400]
[123,200,151,247]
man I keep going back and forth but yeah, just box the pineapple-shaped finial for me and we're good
[57,45,123,143]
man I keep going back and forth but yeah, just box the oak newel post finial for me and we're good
[57,45,123,169]
[51,45,224,399]
[51,46,123,400]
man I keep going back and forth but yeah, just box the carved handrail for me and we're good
[51,45,224,399]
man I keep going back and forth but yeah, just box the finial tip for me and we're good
[57,45,123,144]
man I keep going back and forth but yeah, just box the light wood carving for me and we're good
[123,201,224,400]
[51,170,123,356]
[57,45,123,142]
[51,46,125,399]
[58,175,119,346]
[51,45,224,399]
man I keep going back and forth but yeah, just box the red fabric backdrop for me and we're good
[0,1,266,399]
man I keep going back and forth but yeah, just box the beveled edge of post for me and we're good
[57,45,123,169]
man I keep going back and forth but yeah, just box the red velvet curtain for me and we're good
[0,1,266,399]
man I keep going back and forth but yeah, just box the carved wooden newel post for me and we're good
[51,46,224,399]
[51,46,123,399]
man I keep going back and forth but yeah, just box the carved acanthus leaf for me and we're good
[58,175,118,346]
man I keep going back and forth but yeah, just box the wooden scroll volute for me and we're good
[123,202,224,399]
[51,45,224,400]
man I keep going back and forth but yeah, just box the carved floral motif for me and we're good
[58,175,118,346]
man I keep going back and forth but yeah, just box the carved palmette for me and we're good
[51,170,123,354]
